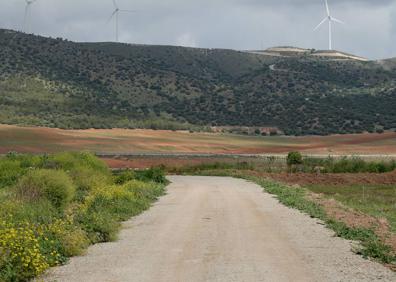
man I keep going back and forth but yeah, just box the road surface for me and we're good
[44,176,395,282]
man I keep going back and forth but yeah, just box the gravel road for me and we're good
[44,176,396,282]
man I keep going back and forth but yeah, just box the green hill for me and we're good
[0,29,395,135]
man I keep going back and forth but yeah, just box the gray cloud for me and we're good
[0,0,395,59]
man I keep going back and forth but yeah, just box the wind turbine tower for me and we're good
[23,0,37,33]
[314,0,344,50]
[108,0,135,42]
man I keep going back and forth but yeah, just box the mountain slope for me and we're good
[0,29,395,135]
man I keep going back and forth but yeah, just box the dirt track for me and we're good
[44,176,395,282]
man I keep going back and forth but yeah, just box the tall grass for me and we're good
[301,156,396,173]
[166,161,254,174]
[162,155,396,174]
[0,152,166,282]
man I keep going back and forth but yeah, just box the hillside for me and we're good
[0,29,396,135]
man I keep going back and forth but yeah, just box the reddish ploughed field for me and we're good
[1,124,396,156]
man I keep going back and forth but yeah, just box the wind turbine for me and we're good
[23,0,37,33]
[107,0,136,42]
[314,0,344,50]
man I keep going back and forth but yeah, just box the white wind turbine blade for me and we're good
[106,10,117,25]
[23,3,29,31]
[119,9,137,13]
[331,17,345,24]
[112,0,118,9]
[314,17,327,31]
[325,0,330,16]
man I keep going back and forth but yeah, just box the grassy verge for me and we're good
[175,168,396,267]
[0,152,167,282]
[305,184,396,232]
[301,156,396,173]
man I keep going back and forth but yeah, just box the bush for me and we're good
[15,169,75,210]
[0,159,25,189]
[43,152,108,174]
[287,151,303,167]
[114,170,136,185]
[44,219,89,258]
[125,180,165,203]
[76,210,120,243]
[68,166,111,200]
[60,228,90,257]
[84,185,137,220]
[0,199,58,226]
[0,221,49,281]
[134,167,167,184]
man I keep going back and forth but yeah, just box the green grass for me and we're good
[301,157,396,173]
[306,184,396,232]
[0,152,167,282]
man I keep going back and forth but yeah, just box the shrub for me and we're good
[0,199,58,226]
[43,152,108,174]
[0,159,24,189]
[84,185,137,220]
[0,221,49,281]
[287,151,303,166]
[68,166,111,199]
[114,170,136,185]
[44,219,89,258]
[134,167,167,184]
[76,210,120,243]
[125,180,164,204]
[60,227,90,257]
[16,169,75,210]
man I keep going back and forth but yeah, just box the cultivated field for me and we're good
[1,124,396,156]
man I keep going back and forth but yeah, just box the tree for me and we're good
[287,151,303,167]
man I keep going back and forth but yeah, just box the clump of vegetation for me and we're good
[301,156,396,173]
[287,151,303,166]
[287,151,303,172]
[134,167,167,184]
[16,169,75,210]
[271,152,396,173]
[0,152,166,281]
[166,161,254,174]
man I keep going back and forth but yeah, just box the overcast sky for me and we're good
[0,0,395,59]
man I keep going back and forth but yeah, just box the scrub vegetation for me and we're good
[0,152,166,282]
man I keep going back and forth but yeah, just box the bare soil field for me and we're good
[1,124,396,155]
